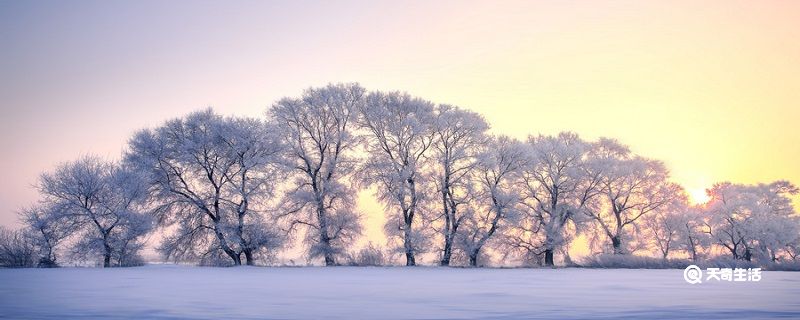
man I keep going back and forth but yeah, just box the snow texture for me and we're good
[1,265,799,319]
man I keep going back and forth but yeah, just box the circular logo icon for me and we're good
[684,265,703,284]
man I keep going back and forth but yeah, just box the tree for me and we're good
[457,135,526,267]
[19,204,70,267]
[705,181,799,262]
[787,239,800,261]
[0,227,37,268]
[429,104,489,266]
[583,139,680,254]
[705,182,752,260]
[356,91,435,266]
[509,132,601,266]
[674,206,710,261]
[270,83,365,266]
[642,193,690,259]
[126,110,285,266]
[753,210,799,262]
[35,156,153,267]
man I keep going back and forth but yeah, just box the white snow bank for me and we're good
[1,265,798,319]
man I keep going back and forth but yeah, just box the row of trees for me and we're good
[3,83,799,268]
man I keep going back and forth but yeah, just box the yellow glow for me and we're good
[688,188,711,205]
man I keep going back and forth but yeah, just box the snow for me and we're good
[1,265,799,319]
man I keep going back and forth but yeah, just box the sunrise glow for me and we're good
[1,2,799,318]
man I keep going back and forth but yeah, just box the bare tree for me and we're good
[219,116,288,264]
[19,204,71,267]
[356,91,435,266]
[705,181,799,262]
[35,156,153,267]
[509,132,601,266]
[0,227,37,268]
[457,135,526,267]
[675,206,709,261]
[429,104,489,266]
[126,110,285,266]
[583,139,680,254]
[642,193,690,259]
[269,83,365,266]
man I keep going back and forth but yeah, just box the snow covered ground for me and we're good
[1,265,799,319]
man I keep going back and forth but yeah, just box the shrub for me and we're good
[694,257,760,270]
[763,261,800,271]
[0,227,37,268]
[580,254,692,269]
[347,243,386,266]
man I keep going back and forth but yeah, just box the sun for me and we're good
[688,188,711,205]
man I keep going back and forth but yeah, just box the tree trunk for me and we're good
[543,228,556,266]
[743,247,752,262]
[544,249,555,267]
[243,249,255,266]
[440,171,453,267]
[226,250,242,265]
[611,236,623,254]
[319,226,335,266]
[237,204,252,266]
[102,236,112,268]
[319,227,335,266]
[403,219,416,266]
[324,251,335,266]
[214,229,241,266]
[440,240,452,266]
[688,236,698,261]
[440,203,459,266]
[403,237,416,266]
[405,179,419,267]
[728,243,739,260]
[319,224,335,266]
[440,204,452,265]
[405,251,416,266]
[316,198,336,266]
[469,251,478,267]
[210,202,242,266]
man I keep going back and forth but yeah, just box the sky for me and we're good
[1,1,799,250]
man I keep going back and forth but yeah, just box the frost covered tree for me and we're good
[126,110,285,266]
[0,227,37,268]
[787,239,800,261]
[674,206,710,261]
[19,204,70,267]
[457,135,526,267]
[508,132,601,266]
[642,192,691,259]
[35,156,153,267]
[704,181,799,262]
[356,91,435,266]
[583,139,680,254]
[270,83,365,266]
[754,211,799,262]
[429,104,489,266]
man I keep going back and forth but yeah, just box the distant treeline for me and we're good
[2,83,798,268]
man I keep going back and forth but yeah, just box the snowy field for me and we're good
[1,265,799,319]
